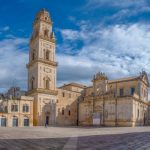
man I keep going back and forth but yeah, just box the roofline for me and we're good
[108,76,139,84]
[59,82,87,89]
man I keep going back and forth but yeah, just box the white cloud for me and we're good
[83,0,150,23]
[60,29,79,40]
[57,23,150,86]
[0,26,10,32]
[86,0,147,9]
[0,36,28,92]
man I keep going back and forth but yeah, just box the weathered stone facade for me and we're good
[27,9,86,126]
[79,72,150,127]
[0,96,33,127]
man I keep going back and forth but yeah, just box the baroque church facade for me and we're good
[0,9,150,127]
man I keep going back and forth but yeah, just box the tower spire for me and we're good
[27,9,58,126]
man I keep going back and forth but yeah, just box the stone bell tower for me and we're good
[27,8,58,126]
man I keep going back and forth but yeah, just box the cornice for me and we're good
[30,35,55,45]
[26,59,58,68]
[27,88,58,96]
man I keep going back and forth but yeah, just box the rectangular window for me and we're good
[62,109,64,115]
[131,87,135,95]
[137,109,139,119]
[120,88,124,96]
[23,105,29,112]
[11,105,18,112]
[62,92,65,97]
[68,110,71,116]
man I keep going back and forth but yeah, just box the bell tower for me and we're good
[27,8,58,126]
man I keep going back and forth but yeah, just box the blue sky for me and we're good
[0,0,150,91]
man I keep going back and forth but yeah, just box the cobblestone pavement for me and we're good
[0,126,150,150]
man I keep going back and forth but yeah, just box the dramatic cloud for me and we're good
[1,23,150,91]
[57,22,150,86]
[84,0,150,25]
[0,37,28,92]
[86,0,147,9]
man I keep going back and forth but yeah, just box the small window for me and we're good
[68,110,71,116]
[45,17,47,20]
[31,77,35,90]
[46,80,49,89]
[23,104,29,112]
[137,109,139,119]
[62,92,65,97]
[131,87,135,95]
[120,88,124,96]
[62,109,64,115]
[44,29,49,37]
[46,50,50,60]
[4,106,7,112]
[11,105,18,112]
[32,52,35,60]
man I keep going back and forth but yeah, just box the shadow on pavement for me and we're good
[0,131,150,150]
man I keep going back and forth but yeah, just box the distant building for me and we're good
[0,96,33,127]
[7,87,26,99]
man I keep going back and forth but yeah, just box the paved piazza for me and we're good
[0,126,150,150]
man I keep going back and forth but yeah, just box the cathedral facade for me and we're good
[79,72,150,126]
[0,9,150,127]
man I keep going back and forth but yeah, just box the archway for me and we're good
[0,117,6,127]
[12,116,18,127]
[24,116,29,126]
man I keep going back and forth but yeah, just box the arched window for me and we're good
[0,117,6,127]
[11,104,18,112]
[31,77,35,90]
[46,50,50,60]
[62,109,64,115]
[32,52,35,60]
[44,77,50,89]
[44,29,49,37]
[68,110,71,116]
[43,49,45,59]
[46,79,49,89]
[23,104,29,112]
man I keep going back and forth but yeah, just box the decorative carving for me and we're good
[44,68,51,73]
[93,72,108,81]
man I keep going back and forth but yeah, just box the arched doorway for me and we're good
[93,105,103,126]
[12,116,18,127]
[45,112,50,126]
[24,116,29,126]
[0,117,6,127]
